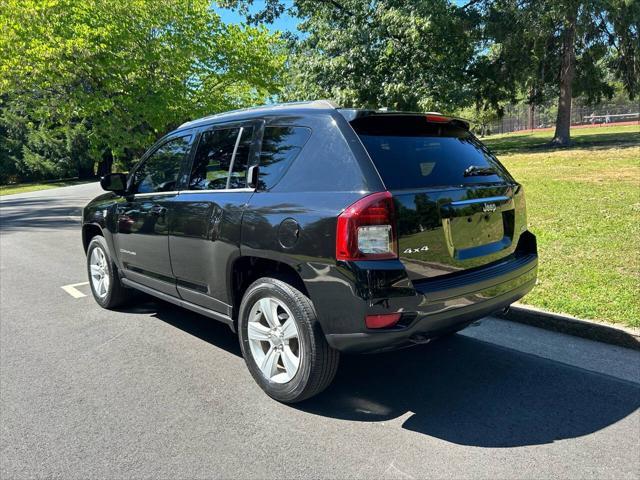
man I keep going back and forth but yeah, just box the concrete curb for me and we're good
[498,304,640,351]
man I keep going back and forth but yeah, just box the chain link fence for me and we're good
[487,98,639,135]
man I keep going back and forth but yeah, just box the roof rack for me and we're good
[178,100,338,129]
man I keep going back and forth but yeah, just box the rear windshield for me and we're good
[351,115,513,190]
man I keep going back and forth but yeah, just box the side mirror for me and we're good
[100,173,128,194]
[247,165,259,189]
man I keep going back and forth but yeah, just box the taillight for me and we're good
[336,191,398,261]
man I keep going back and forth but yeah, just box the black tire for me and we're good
[238,277,340,403]
[86,236,132,309]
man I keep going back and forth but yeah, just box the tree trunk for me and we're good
[96,149,113,177]
[528,103,535,130]
[552,4,578,146]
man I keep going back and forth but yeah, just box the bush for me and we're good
[0,103,97,183]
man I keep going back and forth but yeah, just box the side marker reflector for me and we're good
[365,313,401,329]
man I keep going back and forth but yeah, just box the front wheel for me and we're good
[86,235,132,309]
[238,277,339,403]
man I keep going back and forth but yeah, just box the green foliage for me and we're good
[0,102,23,183]
[0,179,89,196]
[223,0,481,111]
[285,1,479,111]
[1,0,637,183]
[455,106,501,136]
[223,0,638,141]
[21,125,66,180]
[0,0,285,183]
[472,0,639,109]
[604,0,640,99]
[470,0,639,144]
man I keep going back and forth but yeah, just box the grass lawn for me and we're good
[0,179,91,196]
[484,124,640,328]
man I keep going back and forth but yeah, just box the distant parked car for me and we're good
[82,100,538,402]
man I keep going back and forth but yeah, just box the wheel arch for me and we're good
[82,223,104,253]
[230,255,310,323]
[82,222,120,270]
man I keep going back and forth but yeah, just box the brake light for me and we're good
[425,114,451,123]
[336,191,398,261]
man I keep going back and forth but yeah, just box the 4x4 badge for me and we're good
[483,203,497,213]
[403,246,429,254]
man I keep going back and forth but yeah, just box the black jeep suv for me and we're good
[82,100,537,402]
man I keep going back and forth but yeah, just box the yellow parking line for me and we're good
[61,282,89,298]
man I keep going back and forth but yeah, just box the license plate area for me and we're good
[440,196,515,260]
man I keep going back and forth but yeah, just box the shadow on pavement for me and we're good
[122,297,242,358]
[0,197,82,232]
[303,336,640,447]
[123,298,640,449]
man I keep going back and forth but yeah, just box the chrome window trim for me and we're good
[133,191,180,199]
[132,188,256,199]
[178,188,256,194]
[226,126,245,190]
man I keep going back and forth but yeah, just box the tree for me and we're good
[456,105,500,136]
[220,0,482,112]
[472,0,639,145]
[0,0,286,181]
[223,0,639,144]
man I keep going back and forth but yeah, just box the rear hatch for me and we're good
[350,113,527,281]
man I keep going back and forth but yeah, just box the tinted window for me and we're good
[258,126,311,189]
[188,126,253,190]
[133,136,191,194]
[352,116,513,189]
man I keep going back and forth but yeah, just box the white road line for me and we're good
[383,462,415,480]
[61,282,89,298]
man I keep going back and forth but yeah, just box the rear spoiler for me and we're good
[337,109,471,130]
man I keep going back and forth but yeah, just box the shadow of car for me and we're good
[123,298,640,448]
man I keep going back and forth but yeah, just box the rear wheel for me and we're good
[238,277,339,403]
[86,236,132,309]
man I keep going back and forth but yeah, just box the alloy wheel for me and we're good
[247,296,301,384]
[89,247,110,298]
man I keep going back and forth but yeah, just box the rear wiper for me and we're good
[464,165,496,177]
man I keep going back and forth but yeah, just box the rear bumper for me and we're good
[326,274,535,353]
[317,251,538,353]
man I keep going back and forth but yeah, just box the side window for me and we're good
[258,127,311,189]
[133,136,191,194]
[188,126,253,190]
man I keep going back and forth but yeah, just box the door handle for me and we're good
[150,205,167,217]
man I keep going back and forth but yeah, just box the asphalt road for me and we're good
[1,183,639,479]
